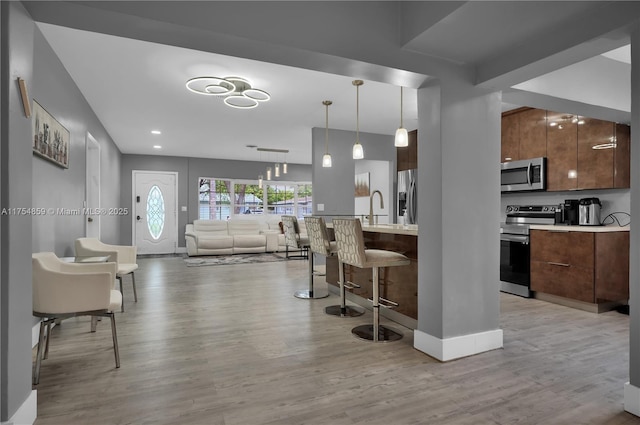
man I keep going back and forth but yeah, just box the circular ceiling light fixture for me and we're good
[186,75,270,109]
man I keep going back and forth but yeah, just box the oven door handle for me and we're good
[500,234,529,244]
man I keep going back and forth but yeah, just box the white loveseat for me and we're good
[185,217,292,256]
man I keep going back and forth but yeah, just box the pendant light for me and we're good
[352,80,364,159]
[283,153,288,174]
[266,167,272,180]
[394,86,409,147]
[275,163,281,177]
[322,100,333,167]
[258,174,263,189]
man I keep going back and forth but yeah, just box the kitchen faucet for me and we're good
[369,190,383,226]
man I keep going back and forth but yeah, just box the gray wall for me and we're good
[311,127,396,217]
[120,154,312,247]
[1,5,123,421]
[1,1,35,420]
[31,27,122,255]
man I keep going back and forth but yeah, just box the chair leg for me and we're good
[33,320,47,385]
[117,276,125,312]
[44,321,52,360]
[107,312,121,369]
[131,272,138,303]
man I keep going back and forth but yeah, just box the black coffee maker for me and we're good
[562,199,580,225]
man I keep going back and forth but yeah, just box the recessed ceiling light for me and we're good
[151,130,162,135]
[153,145,162,149]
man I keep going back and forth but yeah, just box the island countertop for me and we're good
[326,222,418,236]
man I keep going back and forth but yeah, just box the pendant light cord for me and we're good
[400,86,404,128]
[325,103,329,154]
[356,84,360,142]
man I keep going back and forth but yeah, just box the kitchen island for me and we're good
[325,223,418,329]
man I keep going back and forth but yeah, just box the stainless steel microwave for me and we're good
[501,157,546,192]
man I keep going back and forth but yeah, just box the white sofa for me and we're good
[185,217,294,256]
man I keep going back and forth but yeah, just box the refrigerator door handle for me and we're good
[407,177,417,224]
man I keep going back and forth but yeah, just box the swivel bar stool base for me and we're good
[352,323,403,342]
[324,261,364,317]
[294,289,329,299]
[294,249,329,299]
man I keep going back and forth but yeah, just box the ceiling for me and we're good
[37,22,419,165]
[29,1,639,165]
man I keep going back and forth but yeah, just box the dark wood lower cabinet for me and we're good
[530,230,629,305]
[595,232,630,302]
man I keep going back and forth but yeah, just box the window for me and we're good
[146,185,165,239]
[199,177,311,219]
[296,183,313,218]
[266,183,295,216]
[199,178,231,220]
[234,182,263,215]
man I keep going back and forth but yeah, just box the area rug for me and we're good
[184,253,286,267]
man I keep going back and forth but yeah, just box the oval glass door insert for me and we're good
[146,185,165,240]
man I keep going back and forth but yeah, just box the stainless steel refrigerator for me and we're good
[397,169,417,224]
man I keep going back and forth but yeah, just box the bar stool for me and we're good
[283,215,329,299]
[332,218,410,342]
[304,216,364,317]
[281,215,309,260]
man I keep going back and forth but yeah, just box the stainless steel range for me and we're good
[500,204,558,298]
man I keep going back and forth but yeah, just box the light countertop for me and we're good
[530,224,630,233]
[360,223,418,236]
[326,222,418,236]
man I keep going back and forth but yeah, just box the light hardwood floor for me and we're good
[34,255,640,425]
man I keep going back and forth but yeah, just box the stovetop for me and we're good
[501,204,558,234]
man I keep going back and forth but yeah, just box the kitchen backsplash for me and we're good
[500,188,630,225]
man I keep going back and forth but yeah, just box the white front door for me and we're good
[85,133,101,238]
[133,171,178,254]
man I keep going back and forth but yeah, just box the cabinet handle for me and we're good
[548,261,570,267]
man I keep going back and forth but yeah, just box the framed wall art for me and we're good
[355,172,370,197]
[32,100,69,169]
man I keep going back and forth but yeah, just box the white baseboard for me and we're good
[414,328,503,362]
[2,390,37,425]
[625,382,640,417]
[176,247,187,254]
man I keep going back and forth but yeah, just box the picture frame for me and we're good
[32,100,69,169]
[355,172,370,197]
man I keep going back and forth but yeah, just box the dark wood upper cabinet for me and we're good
[397,129,417,171]
[614,123,630,188]
[546,111,577,191]
[518,108,547,159]
[502,108,630,192]
[577,118,614,189]
[501,112,519,162]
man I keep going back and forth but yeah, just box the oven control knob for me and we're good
[506,206,512,212]
[512,206,519,212]
[543,207,548,211]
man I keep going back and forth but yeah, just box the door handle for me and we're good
[548,261,570,267]
[136,215,141,221]
[87,217,93,223]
